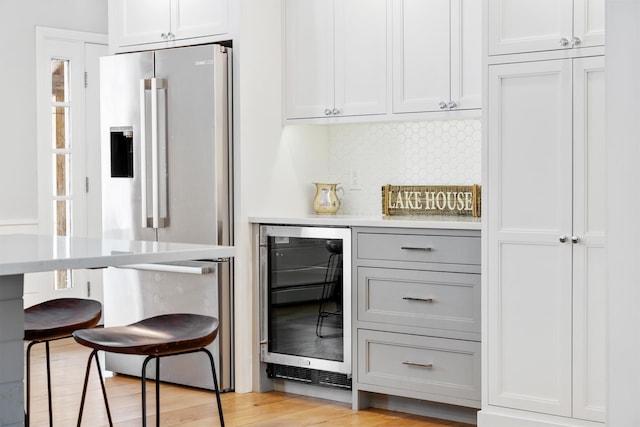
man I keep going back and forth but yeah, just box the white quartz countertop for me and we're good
[0,234,235,276]
[249,214,481,230]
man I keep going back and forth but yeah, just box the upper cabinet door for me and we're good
[284,0,335,119]
[450,0,482,110]
[488,0,573,55]
[171,0,229,40]
[334,0,388,117]
[111,0,171,47]
[488,0,604,56]
[573,0,605,48]
[392,0,451,113]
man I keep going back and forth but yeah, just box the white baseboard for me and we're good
[478,407,604,427]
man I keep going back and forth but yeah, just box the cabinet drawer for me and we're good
[358,330,480,403]
[358,267,480,335]
[356,233,479,265]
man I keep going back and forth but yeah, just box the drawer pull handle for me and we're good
[400,246,433,251]
[402,361,433,369]
[402,297,434,303]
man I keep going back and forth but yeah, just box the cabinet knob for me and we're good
[448,101,457,109]
[324,109,332,116]
[332,108,340,115]
[559,235,568,243]
[559,38,570,47]
[438,101,448,110]
[571,36,582,47]
[571,235,580,244]
[161,32,168,39]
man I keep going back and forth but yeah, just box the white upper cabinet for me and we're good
[284,0,388,120]
[392,0,481,113]
[109,0,229,49]
[488,0,605,56]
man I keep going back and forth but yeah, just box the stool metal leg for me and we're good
[45,341,53,427]
[156,357,160,427]
[24,340,54,427]
[202,348,225,426]
[25,341,36,427]
[141,355,158,427]
[77,349,113,427]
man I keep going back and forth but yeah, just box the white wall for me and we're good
[0,0,107,226]
[606,1,640,425]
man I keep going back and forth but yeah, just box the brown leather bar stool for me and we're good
[24,298,104,427]
[73,313,225,427]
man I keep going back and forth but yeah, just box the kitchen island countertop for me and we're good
[249,214,481,230]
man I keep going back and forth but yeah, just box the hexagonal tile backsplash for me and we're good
[327,119,481,215]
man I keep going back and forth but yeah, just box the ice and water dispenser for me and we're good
[110,126,134,178]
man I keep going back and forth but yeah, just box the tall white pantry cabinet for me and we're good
[480,1,605,426]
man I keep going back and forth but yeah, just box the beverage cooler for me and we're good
[259,225,352,389]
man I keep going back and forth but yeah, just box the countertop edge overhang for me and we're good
[0,234,235,276]
[248,214,482,230]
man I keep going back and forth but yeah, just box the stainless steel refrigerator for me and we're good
[99,44,233,391]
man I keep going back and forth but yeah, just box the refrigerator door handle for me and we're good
[140,77,169,229]
[117,260,216,275]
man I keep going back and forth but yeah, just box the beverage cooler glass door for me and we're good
[260,225,351,375]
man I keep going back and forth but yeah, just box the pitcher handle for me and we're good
[336,184,344,201]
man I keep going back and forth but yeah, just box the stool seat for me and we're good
[25,298,102,342]
[73,313,219,356]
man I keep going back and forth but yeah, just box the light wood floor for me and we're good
[25,338,474,426]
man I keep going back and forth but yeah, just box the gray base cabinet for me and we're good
[352,227,481,410]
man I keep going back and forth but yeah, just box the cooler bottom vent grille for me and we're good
[267,363,352,390]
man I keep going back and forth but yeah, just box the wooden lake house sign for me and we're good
[382,184,481,217]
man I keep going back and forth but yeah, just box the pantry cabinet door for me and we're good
[392,0,450,113]
[284,0,334,119]
[487,0,573,55]
[572,56,606,423]
[486,59,573,416]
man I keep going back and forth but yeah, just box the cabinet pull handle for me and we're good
[400,246,432,251]
[402,361,433,369]
[402,297,434,303]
